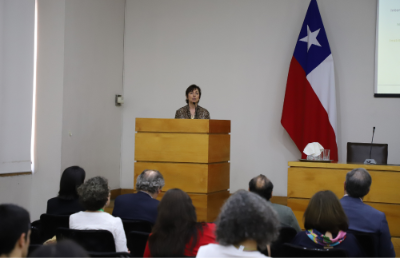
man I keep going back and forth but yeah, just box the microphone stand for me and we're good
[364,127,376,164]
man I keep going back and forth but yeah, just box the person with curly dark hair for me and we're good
[47,166,86,215]
[175,84,210,119]
[69,176,128,252]
[143,189,215,257]
[197,190,280,257]
[291,190,364,257]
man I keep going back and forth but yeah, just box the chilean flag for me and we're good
[281,0,338,161]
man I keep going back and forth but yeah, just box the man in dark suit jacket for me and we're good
[340,168,395,257]
[112,169,165,225]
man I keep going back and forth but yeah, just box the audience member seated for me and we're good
[29,240,88,257]
[291,190,364,257]
[113,169,164,224]
[47,166,86,215]
[197,190,280,257]
[69,176,128,252]
[0,204,31,257]
[249,174,301,232]
[143,188,215,257]
[340,168,395,257]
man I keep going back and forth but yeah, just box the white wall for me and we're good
[0,0,126,220]
[121,0,400,196]
[61,0,125,189]
[0,0,65,220]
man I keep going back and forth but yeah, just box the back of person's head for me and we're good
[249,174,274,201]
[345,168,372,198]
[77,176,109,211]
[136,169,165,194]
[149,188,198,257]
[216,190,280,250]
[0,204,31,257]
[59,166,86,200]
[304,190,348,235]
[29,240,88,257]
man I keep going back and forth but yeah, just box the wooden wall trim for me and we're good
[0,171,32,177]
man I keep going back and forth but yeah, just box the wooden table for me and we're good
[287,161,400,254]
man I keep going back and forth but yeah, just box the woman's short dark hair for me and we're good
[185,84,201,104]
[304,190,348,235]
[77,176,109,211]
[30,240,88,257]
[58,166,86,200]
[0,204,30,256]
[216,190,280,249]
[149,188,200,257]
[345,168,371,198]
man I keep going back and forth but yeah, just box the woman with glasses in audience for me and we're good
[196,190,280,257]
[47,166,86,215]
[143,188,215,257]
[69,176,128,253]
[290,190,364,257]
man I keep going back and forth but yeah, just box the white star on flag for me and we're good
[299,25,321,51]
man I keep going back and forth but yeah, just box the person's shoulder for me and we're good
[47,196,59,206]
[115,193,135,201]
[197,105,209,112]
[176,105,188,111]
[291,230,308,243]
[69,211,84,221]
[270,202,293,213]
[200,222,216,233]
[100,211,122,222]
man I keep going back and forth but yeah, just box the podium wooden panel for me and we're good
[134,162,229,193]
[135,118,231,222]
[287,161,400,238]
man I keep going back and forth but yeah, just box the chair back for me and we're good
[269,227,298,257]
[347,142,388,164]
[56,227,116,252]
[127,231,150,257]
[122,219,152,235]
[281,243,348,257]
[40,214,70,241]
[30,224,43,244]
[348,230,378,257]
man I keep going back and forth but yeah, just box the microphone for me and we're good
[364,127,376,164]
[193,102,197,117]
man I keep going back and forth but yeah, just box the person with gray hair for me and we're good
[197,190,280,257]
[340,168,395,257]
[69,176,128,252]
[113,169,165,224]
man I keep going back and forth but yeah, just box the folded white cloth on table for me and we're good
[303,142,324,157]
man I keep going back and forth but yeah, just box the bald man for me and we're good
[249,175,301,232]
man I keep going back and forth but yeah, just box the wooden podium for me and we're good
[134,118,231,222]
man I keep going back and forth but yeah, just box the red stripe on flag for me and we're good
[281,56,338,161]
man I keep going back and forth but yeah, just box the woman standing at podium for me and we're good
[175,84,210,119]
